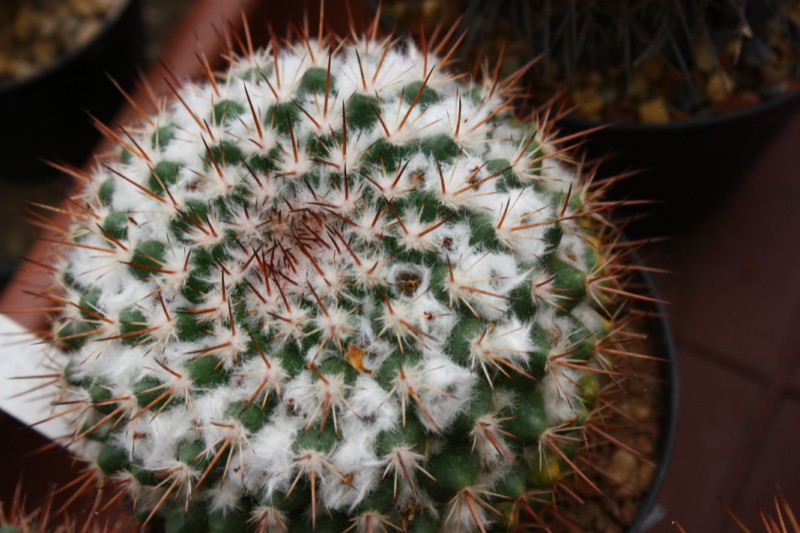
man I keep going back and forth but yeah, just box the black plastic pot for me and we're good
[0,262,16,293]
[0,0,144,179]
[368,0,800,238]
[627,265,679,533]
[365,4,679,527]
[559,90,800,238]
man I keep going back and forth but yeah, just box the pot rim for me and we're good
[366,4,681,525]
[0,0,138,95]
[627,262,679,533]
[560,87,800,133]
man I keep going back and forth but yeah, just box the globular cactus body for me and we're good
[48,27,626,532]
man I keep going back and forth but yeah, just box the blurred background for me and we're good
[0,1,799,532]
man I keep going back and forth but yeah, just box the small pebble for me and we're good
[627,73,650,101]
[706,71,736,103]
[635,462,657,492]
[635,434,656,456]
[608,449,638,487]
[420,0,441,21]
[694,40,717,73]
[572,87,605,116]
[631,404,652,422]
[762,61,791,86]
[726,37,744,64]
[638,98,671,124]
[617,500,639,525]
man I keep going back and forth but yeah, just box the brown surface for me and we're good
[652,353,763,532]
[733,399,800,532]
[0,411,140,529]
[646,108,800,531]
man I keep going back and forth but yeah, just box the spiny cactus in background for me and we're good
[0,481,133,533]
[31,18,657,533]
[723,492,799,533]
[383,0,800,122]
[672,491,800,533]
[0,485,40,533]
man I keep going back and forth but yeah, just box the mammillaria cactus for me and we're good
[36,18,656,533]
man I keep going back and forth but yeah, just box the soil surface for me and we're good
[0,0,126,83]
[544,298,670,533]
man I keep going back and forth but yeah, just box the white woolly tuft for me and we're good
[493,189,555,263]
[446,252,523,320]
[246,413,302,497]
[194,387,240,447]
[557,230,592,272]
[348,323,394,375]
[468,318,534,381]
[320,430,381,511]
[344,375,399,434]
[208,481,244,513]
[571,303,609,337]
[415,357,476,433]
[134,405,196,467]
[407,294,456,353]
[542,367,581,425]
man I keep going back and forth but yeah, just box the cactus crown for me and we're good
[45,21,634,533]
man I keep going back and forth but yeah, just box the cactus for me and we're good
[383,0,800,122]
[35,19,656,533]
[0,485,36,533]
[671,491,800,532]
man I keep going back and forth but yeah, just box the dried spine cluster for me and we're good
[38,21,649,533]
